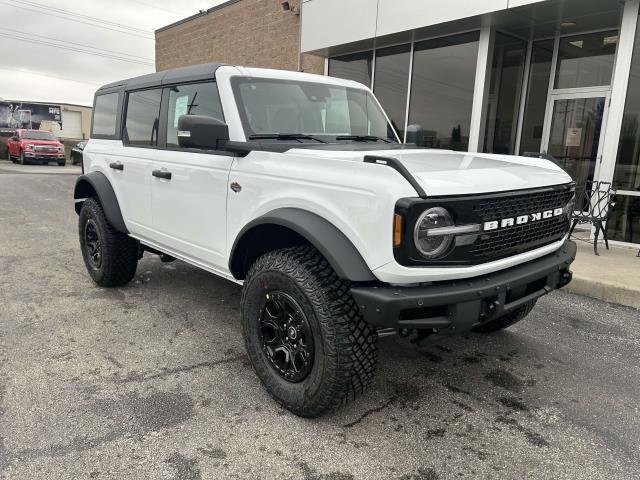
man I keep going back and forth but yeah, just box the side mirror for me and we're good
[178,115,229,150]
[405,124,424,146]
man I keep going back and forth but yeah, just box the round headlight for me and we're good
[414,207,454,259]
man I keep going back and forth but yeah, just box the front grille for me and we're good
[34,146,58,153]
[469,186,574,260]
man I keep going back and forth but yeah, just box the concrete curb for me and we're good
[564,274,640,310]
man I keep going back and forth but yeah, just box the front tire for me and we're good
[472,300,537,333]
[241,246,378,417]
[79,197,138,287]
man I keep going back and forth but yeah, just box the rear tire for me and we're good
[472,300,537,333]
[79,197,138,287]
[241,245,378,418]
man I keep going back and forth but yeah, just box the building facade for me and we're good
[155,0,323,74]
[155,0,640,246]
[0,99,92,140]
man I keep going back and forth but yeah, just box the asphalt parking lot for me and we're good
[1,164,639,480]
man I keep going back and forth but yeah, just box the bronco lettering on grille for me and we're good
[483,207,564,231]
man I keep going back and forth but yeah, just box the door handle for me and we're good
[152,169,172,180]
[109,161,124,171]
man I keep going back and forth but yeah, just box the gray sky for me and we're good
[0,0,223,106]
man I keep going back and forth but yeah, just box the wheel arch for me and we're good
[74,171,128,233]
[229,208,376,282]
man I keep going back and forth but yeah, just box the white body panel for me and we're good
[82,66,573,286]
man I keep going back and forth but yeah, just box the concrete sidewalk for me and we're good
[566,238,640,309]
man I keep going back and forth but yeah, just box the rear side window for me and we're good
[124,89,162,146]
[166,82,224,147]
[92,93,119,137]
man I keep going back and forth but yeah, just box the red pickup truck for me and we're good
[7,129,66,166]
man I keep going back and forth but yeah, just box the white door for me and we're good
[149,81,231,272]
[62,110,82,139]
[150,151,233,270]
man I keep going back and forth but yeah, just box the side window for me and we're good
[166,82,224,148]
[92,92,119,137]
[124,89,162,146]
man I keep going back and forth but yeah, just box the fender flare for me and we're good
[229,208,376,282]
[73,171,128,233]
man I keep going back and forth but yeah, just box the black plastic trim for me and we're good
[364,155,427,198]
[73,171,128,233]
[351,240,576,330]
[229,208,375,282]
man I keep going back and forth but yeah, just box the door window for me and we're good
[124,89,162,146]
[547,96,605,187]
[165,82,224,148]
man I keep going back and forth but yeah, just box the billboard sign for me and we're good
[0,101,62,130]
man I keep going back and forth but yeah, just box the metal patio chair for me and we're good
[568,181,616,256]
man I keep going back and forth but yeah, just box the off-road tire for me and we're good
[79,197,138,287]
[472,299,537,333]
[241,245,378,418]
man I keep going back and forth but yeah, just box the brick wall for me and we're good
[155,0,324,75]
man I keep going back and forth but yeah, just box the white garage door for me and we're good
[61,110,82,139]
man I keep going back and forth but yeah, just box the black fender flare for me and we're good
[73,171,128,233]
[229,208,376,282]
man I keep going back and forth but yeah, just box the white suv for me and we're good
[74,63,576,417]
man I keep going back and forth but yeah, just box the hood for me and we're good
[21,139,62,146]
[289,147,573,196]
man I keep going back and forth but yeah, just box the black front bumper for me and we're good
[351,240,576,333]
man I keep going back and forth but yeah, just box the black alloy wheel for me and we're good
[84,218,102,270]
[259,291,314,382]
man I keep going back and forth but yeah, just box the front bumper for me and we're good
[25,152,65,163]
[351,240,576,333]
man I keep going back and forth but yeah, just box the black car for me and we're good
[70,141,87,165]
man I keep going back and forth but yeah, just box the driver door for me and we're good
[150,81,233,272]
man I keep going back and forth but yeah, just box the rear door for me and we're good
[149,81,233,271]
[110,88,162,237]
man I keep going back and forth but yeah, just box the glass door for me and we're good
[542,91,610,187]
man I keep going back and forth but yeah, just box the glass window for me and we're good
[408,32,479,150]
[373,44,411,141]
[555,31,617,89]
[166,82,224,147]
[22,131,56,140]
[124,89,162,146]
[607,21,640,244]
[483,33,527,154]
[231,77,395,141]
[519,39,554,155]
[328,51,373,87]
[92,93,119,137]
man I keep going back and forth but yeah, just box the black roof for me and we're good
[96,62,228,93]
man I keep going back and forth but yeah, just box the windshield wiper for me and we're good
[248,133,326,143]
[335,135,392,143]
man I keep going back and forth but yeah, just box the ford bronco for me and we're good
[74,63,576,417]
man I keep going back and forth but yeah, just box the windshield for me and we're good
[22,131,56,141]
[231,77,398,142]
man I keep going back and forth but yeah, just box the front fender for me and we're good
[230,208,376,282]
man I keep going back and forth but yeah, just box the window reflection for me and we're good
[328,51,373,87]
[373,44,411,141]
[519,40,554,155]
[408,32,479,150]
[555,31,617,89]
[483,33,527,154]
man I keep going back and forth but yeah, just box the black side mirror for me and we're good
[178,115,229,150]
[405,124,424,146]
